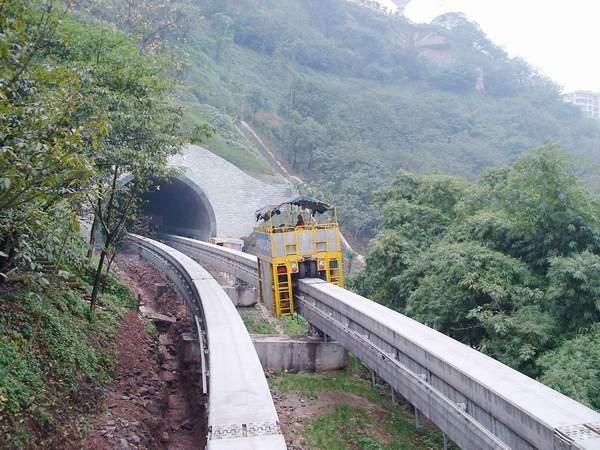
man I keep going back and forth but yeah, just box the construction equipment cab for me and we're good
[254,196,344,317]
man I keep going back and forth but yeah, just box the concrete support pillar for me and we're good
[222,285,257,306]
[251,335,348,371]
[415,407,421,429]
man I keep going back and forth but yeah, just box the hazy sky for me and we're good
[376,0,600,92]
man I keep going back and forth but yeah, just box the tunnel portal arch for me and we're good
[135,175,217,241]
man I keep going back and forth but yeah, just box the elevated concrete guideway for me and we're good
[128,234,286,449]
[161,235,600,450]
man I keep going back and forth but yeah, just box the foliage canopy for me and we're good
[353,146,600,408]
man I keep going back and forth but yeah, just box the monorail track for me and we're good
[128,234,286,449]
[160,233,600,450]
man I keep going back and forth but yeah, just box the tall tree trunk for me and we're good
[90,249,106,312]
[101,250,117,293]
[87,212,98,260]
[105,250,116,276]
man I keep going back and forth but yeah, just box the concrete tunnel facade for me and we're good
[131,145,295,240]
[139,176,217,241]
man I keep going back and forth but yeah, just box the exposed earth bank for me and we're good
[81,252,206,450]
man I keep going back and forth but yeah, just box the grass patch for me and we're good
[242,316,277,334]
[145,320,160,343]
[182,103,274,177]
[269,368,383,403]
[307,404,384,450]
[307,404,447,450]
[279,314,309,337]
[0,267,137,448]
[270,369,456,449]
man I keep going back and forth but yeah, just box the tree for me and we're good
[73,0,198,54]
[470,304,556,376]
[0,0,97,275]
[353,145,600,401]
[60,21,184,311]
[280,112,327,170]
[477,145,600,270]
[546,252,600,332]
[538,325,600,409]
[401,241,540,345]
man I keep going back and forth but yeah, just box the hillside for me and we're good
[352,146,600,410]
[74,0,600,242]
[168,0,600,241]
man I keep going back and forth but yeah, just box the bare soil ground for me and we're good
[82,252,206,449]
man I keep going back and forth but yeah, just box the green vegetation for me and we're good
[242,316,277,335]
[145,319,160,343]
[75,0,600,242]
[238,305,309,336]
[280,313,310,337]
[74,0,275,178]
[0,1,188,445]
[270,369,383,402]
[184,104,274,176]
[353,146,600,409]
[270,369,454,449]
[0,0,187,308]
[0,254,137,448]
[307,404,435,450]
[238,306,277,334]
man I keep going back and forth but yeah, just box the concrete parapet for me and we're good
[251,335,347,372]
[222,285,257,306]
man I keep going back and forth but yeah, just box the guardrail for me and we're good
[162,234,258,288]
[127,234,286,449]
[296,279,600,450]
[165,234,600,450]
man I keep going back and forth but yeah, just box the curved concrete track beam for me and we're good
[128,234,286,449]
[165,234,600,450]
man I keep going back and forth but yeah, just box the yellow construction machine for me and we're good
[254,196,345,316]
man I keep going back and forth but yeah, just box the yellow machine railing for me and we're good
[255,221,344,316]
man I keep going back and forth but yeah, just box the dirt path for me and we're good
[82,253,206,449]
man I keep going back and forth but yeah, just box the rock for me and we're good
[119,437,129,449]
[155,283,168,298]
[130,433,141,444]
[148,312,176,329]
[180,419,193,430]
[144,402,162,415]
[161,432,170,442]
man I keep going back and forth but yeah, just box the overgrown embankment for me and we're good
[0,264,137,448]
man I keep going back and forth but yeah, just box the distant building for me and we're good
[391,0,410,14]
[564,90,600,119]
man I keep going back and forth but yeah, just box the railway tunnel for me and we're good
[138,176,217,241]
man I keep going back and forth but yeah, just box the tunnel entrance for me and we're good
[138,176,216,241]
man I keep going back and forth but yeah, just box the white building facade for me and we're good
[564,90,600,119]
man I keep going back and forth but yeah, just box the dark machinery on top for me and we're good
[254,196,344,316]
